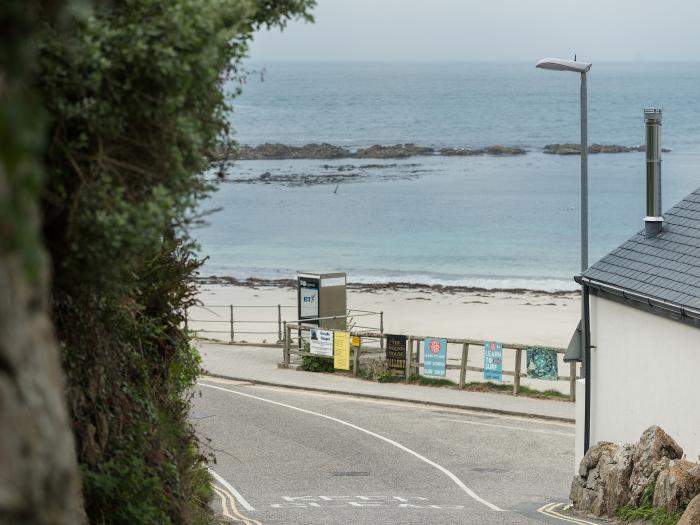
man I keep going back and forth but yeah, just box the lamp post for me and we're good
[536,57,592,272]
[536,57,592,453]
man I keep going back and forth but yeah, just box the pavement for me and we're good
[193,376,604,525]
[197,342,575,423]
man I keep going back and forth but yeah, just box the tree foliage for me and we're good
[30,0,315,523]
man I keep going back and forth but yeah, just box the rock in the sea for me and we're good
[483,144,526,156]
[439,145,526,156]
[654,460,700,513]
[544,143,671,155]
[629,426,684,505]
[236,142,352,160]
[679,493,700,525]
[354,143,434,158]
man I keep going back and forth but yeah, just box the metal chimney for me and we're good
[644,109,663,237]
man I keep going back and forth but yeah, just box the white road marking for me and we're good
[209,468,256,512]
[199,381,506,512]
[202,375,574,428]
[438,418,574,437]
[537,502,600,525]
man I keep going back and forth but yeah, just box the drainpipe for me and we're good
[583,282,591,453]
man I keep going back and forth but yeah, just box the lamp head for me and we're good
[536,58,592,73]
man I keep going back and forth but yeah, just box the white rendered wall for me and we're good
[588,295,700,461]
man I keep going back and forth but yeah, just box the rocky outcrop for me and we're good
[571,426,692,518]
[230,142,526,160]
[354,143,434,158]
[544,143,671,154]
[654,460,700,513]
[629,426,684,505]
[236,142,352,160]
[439,145,526,156]
[570,442,635,516]
[679,494,700,525]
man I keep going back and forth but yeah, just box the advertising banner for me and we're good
[423,337,447,377]
[385,334,407,370]
[483,341,503,381]
[333,331,350,370]
[309,329,333,357]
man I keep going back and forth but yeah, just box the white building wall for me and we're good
[588,295,700,462]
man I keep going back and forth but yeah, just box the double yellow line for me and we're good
[537,502,601,525]
[212,483,262,525]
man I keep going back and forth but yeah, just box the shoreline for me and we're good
[197,275,579,298]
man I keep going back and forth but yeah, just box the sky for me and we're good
[248,0,700,62]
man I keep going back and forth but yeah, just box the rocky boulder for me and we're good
[571,426,689,518]
[679,494,700,525]
[629,426,684,505]
[570,442,634,517]
[654,460,700,513]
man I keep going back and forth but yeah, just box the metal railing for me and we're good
[282,323,578,401]
[186,305,383,346]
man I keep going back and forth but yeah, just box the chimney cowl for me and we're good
[644,109,663,238]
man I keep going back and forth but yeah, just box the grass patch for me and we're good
[462,381,569,400]
[615,481,683,525]
[615,505,682,525]
[301,355,335,373]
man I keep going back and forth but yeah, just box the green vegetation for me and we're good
[301,356,335,373]
[462,381,570,400]
[616,483,684,525]
[3,0,315,523]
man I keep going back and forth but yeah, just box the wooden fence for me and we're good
[283,322,578,401]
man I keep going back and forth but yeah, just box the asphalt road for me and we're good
[192,377,603,525]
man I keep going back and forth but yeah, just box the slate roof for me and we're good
[582,188,700,311]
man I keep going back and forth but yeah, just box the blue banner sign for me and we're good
[483,341,503,381]
[423,337,447,377]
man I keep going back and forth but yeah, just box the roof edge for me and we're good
[576,276,700,321]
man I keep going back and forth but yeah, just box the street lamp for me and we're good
[537,57,592,454]
[535,57,592,271]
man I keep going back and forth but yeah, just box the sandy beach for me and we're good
[193,279,581,394]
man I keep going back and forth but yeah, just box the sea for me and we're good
[196,61,700,291]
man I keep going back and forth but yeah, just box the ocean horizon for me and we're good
[196,61,700,291]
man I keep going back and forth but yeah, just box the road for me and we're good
[192,377,602,525]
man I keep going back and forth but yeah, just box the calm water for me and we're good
[197,62,700,290]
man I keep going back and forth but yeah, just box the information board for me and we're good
[385,334,407,370]
[483,341,503,381]
[423,337,447,377]
[309,329,333,357]
[333,331,350,370]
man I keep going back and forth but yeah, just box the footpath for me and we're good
[198,341,575,423]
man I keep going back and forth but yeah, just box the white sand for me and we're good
[193,283,581,394]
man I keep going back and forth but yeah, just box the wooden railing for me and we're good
[283,323,577,401]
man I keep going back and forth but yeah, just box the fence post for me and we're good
[414,338,420,368]
[513,348,522,396]
[404,336,412,384]
[277,304,282,343]
[569,361,576,401]
[283,322,290,367]
[229,305,234,343]
[459,343,468,389]
[379,311,384,351]
[353,336,361,377]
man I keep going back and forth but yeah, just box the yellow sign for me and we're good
[334,331,351,370]
[351,335,361,348]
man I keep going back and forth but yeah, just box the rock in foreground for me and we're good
[571,426,694,518]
